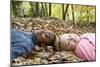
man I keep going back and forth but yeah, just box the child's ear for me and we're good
[53,36,60,51]
[65,40,69,46]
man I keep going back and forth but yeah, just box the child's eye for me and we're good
[45,33,49,38]
[41,30,44,33]
[89,41,92,44]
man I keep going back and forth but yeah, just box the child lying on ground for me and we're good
[11,29,56,59]
[54,33,95,61]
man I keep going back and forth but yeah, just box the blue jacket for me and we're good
[11,30,37,59]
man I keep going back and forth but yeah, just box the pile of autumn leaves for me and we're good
[11,17,95,66]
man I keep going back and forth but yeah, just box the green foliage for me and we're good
[51,4,62,20]
[11,1,96,23]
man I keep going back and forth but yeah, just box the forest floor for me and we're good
[11,17,96,66]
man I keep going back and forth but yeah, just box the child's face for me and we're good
[34,29,55,47]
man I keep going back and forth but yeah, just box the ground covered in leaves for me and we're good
[11,17,96,66]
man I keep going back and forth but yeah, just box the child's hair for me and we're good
[45,30,57,50]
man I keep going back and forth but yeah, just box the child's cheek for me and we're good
[42,34,46,39]
[67,44,73,51]
[68,42,77,51]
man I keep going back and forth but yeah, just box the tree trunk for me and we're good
[29,2,35,17]
[12,1,18,17]
[40,3,45,17]
[35,2,39,17]
[49,3,51,16]
[63,4,69,20]
[17,2,25,17]
[86,6,89,22]
[45,3,48,16]
[71,5,75,22]
[62,4,64,20]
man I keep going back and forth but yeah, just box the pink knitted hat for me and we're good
[75,33,96,61]
[81,33,95,46]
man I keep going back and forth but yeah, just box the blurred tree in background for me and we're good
[11,1,96,23]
